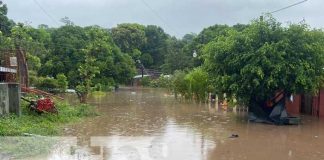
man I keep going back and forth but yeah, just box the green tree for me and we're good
[130,49,142,61]
[26,53,41,71]
[0,31,14,59]
[203,16,324,116]
[37,25,136,93]
[140,53,153,67]
[76,55,100,103]
[171,70,189,99]
[60,16,74,26]
[10,24,33,48]
[39,25,87,85]
[195,24,229,45]
[0,1,15,36]
[27,27,52,60]
[84,26,136,86]
[182,24,231,68]
[111,23,146,53]
[142,25,170,68]
[35,77,59,93]
[182,33,196,44]
[185,67,209,102]
[56,73,68,93]
[162,37,192,73]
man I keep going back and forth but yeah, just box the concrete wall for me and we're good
[0,84,9,116]
[8,83,21,116]
[0,83,20,116]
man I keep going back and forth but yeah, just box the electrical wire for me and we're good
[269,0,308,14]
[139,0,179,36]
[32,0,60,26]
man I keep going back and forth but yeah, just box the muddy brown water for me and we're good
[44,88,324,160]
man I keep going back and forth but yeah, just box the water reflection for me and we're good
[44,88,324,160]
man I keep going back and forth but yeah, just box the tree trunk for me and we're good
[77,92,87,103]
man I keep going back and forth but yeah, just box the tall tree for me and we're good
[38,25,136,90]
[39,25,88,85]
[162,37,192,73]
[0,1,14,36]
[203,16,324,117]
[111,23,146,54]
[84,26,136,86]
[142,25,169,68]
[76,54,100,103]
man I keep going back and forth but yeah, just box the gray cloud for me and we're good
[2,0,323,38]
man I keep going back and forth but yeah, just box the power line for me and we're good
[32,0,60,26]
[138,0,179,36]
[269,0,308,14]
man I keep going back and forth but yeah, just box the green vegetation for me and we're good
[139,76,152,87]
[0,101,97,136]
[143,16,324,109]
[0,97,97,158]
[0,136,57,158]
[150,75,173,89]
[203,16,324,113]
[33,74,68,93]
[162,69,209,103]
[171,70,189,99]
[0,1,323,114]
[184,68,209,102]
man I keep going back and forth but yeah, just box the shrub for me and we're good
[185,67,209,102]
[140,76,151,86]
[56,73,68,93]
[35,77,59,93]
[171,70,189,99]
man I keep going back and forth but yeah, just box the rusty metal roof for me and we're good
[0,66,17,73]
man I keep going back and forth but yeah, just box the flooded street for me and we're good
[47,88,324,160]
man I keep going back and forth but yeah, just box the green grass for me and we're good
[0,100,98,158]
[0,136,57,159]
[0,101,98,136]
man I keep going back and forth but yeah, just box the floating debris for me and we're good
[229,134,239,138]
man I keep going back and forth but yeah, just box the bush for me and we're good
[92,77,116,91]
[149,75,172,88]
[56,73,68,93]
[34,74,68,93]
[35,77,59,93]
[185,67,209,102]
[171,70,189,99]
[140,76,152,86]
[169,69,210,102]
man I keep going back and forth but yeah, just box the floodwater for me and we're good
[40,88,324,159]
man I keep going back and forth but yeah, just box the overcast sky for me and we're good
[2,0,323,38]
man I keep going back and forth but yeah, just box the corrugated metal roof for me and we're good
[0,66,17,73]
